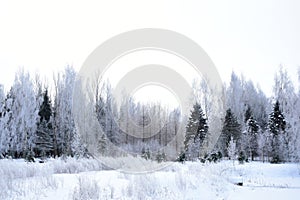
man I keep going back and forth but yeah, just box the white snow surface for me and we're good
[0,157,300,200]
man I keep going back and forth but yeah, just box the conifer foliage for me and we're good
[184,102,208,160]
[35,89,53,157]
[268,100,286,163]
[0,66,300,164]
[217,109,241,156]
[245,116,259,161]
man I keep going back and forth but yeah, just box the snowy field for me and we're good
[0,157,300,200]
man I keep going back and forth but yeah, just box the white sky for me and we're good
[0,0,300,98]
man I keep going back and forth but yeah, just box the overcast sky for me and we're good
[0,0,299,97]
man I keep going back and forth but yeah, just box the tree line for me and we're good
[184,67,300,163]
[0,66,299,163]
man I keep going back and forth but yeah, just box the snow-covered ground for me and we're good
[0,157,299,200]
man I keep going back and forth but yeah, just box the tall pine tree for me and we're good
[184,103,208,160]
[217,108,241,156]
[268,100,286,163]
[245,116,259,161]
[244,105,252,124]
[35,89,53,157]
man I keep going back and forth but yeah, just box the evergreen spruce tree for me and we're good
[246,116,259,161]
[268,100,286,163]
[35,89,53,157]
[218,108,241,156]
[244,105,252,124]
[184,103,208,160]
[97,134,107,155]
[0,88,13,157]
[141,147,151,160]
[2,90,16,157]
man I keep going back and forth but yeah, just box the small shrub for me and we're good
[156,151,166,163]
[202,152,222,163]
[200,156,207,163]
[199,154,209,163]
[141,148,151,160]
[25,152,35,163]
[176,151,186,163]
[238,151,246,164]
[210,153,219,163]
[270,155,281,164]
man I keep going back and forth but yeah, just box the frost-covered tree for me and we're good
[97,133,107,155]
[240,105,259,160]
[184,103,208,160]
[137,103,151,143]
[226,72,245,125]
[193,78,224,156]
[254,87,269,131]
[226,72,268,132]
[71,130,87,158]
[35,89,54,157]
[119,93,131,144]
[244,106,252,124]
[244,116,259,161]
[94,81,121,156]
[0,84,7,157]
[0,84,4,109]
[217,108,241,156]
[53,66,77,156]
[268,100,286,163]
[168,108,181,155]
[257,128,274,162]
[0,90,15,157]
[104,83,120,146]
[296,68,300,161]
[95,90,108,155]
[9,69,39,158]
[273,67,298,161]
[0,84,4,117]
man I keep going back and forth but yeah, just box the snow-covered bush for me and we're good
[238,151,247,164]
[72,176,100,200]
[51,157,103,174]
[0,159,58,199]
